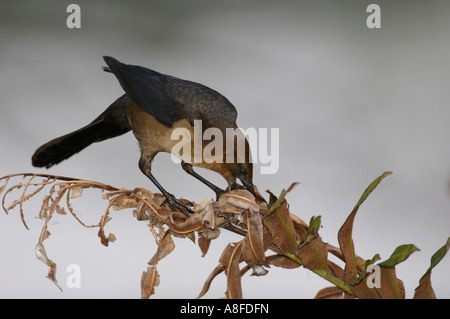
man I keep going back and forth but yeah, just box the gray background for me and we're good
[1,0,449,298]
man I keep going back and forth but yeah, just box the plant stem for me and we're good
[284,253,355,296]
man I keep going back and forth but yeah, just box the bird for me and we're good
[31,56,254,216]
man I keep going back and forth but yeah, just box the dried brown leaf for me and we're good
[0,176,10,196]
[198,242,244,299]
[41,229,51,241]
[338,172,392,284]
[338,210,358,283]
[132,187,154,200]
[251,184,267,204]
[414,271,435,299]
[168,211,204,235]
[70,185,84,199]
[197,264,225,299]
[242,212,268,275]
[39,195,52,219]
[55,204,67,215]
[35,242,62,292]
[149,193,166,209]
[107,233,116,243]
[314,286,345,299]
[378,267,405,299]
[225,241,244,299]
[297,235,328,271]
[350,265,406,299]
[326,243,367,273]
[31,185,68,290]
[141,266,160,299]
[98,193,125,246]
[266,254,301,269]
[290,213,309,232]
[414,237,449,299]
[327,260,345,279]
[199,227,220,241]
[98,227,116,247]
[193,198,215,213]
[2,176,54,229]
[198,235,212,257]
[263,196,298,254]
[153,206,172,223]
[350,272,380,299]
[219,190,260,214]
[202,204,224,229]
[148,230,175,265]
[111,193,139,211]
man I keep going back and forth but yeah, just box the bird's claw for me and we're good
[166,193,193,217]
[214,188,228,201]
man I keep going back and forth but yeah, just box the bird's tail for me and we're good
[32,95,131,168]
[32,120,107,168]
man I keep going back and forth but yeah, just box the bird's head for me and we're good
[230,161,254,195]
[219,135,254,196]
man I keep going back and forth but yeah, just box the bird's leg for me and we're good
[139,157,192,217]
[181,161,227,201]
[139,154,193,217]
[143,170,193,217]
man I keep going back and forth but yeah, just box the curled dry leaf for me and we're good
[266,254,300,269]
[338,171,392,284]
[219,189,260,214]
[142,230,176,299]
[224,241,244,299]
[263,193,298,254]
[193,198,215,213]
[296,236,328,271]
[202,204,223,230]
[148,230,175,265]
[242,212,269,276]
[110,193,139,211]
[169,211,203,232]
[198,234,212,257]
[35,242,62,292]
[199,240,246,299]
[141,266,160,299]
[70,185,84,199]
[379,267,405,299]
[315,286,345,299]
[197,264,225,299]
[414,237,450,299]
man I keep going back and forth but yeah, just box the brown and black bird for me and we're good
[32,56,254,215]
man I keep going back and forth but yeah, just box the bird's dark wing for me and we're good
[103,56,237,128]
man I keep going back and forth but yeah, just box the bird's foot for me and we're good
[165,193,193,217]
[214,187,228,201]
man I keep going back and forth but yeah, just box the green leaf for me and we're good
[338,171,392,283]
[267,182,299,215]
[308,215,321,235]
[366,253,381,269]
[378,244,420,268]
[428,237,450,271]
[352,171,392,212]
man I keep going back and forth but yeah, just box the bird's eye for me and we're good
[238,166,247,175]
